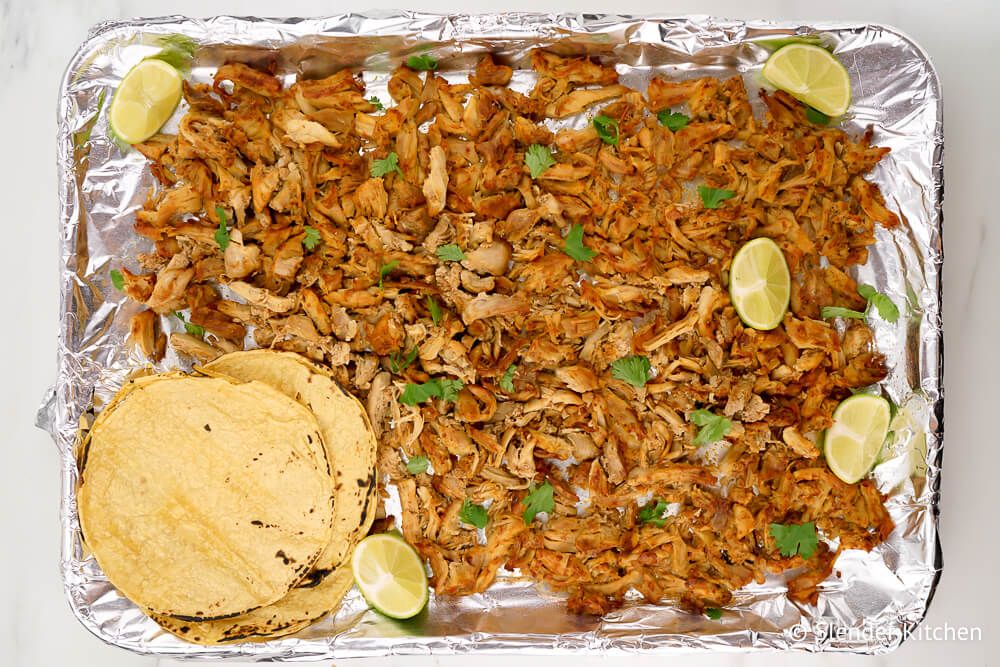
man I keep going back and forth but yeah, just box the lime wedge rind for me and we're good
[762,43,852,117]
[351,534,429,620]
[729,237,791,331]
[824,394,891,484]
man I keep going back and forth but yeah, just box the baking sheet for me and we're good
[38,13,943,658]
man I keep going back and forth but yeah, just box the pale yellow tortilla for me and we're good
[78,375,335,620]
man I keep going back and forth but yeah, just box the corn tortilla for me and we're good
[78,375,335,619]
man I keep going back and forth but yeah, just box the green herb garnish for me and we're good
[378,260,400,289]
[611,355,651,388]
[698,185,736,210]
[406,54,438,71]
[406,455,429,475]
[371,152,404,178]
[426,295,443,325]
[436,244,465,262]
[174,312,205,338]
[525,144,556,179]
[110,269,125,291]
[562,223,597,262]
[459,499,489,528]
[638,499,669,527]
[398,377,464,406]
[769,521,819,559]
[705,608,723,620]
[522,480,555,524]
[690,409,732,445]
[302,226,321,251]
[658,110,690,131]
[149,34,198,72]
[593,114,620,145]
[369,96,385,112]
[214,207,230,251]
[858,284,900,323]
[389,347,419,374]
[499,364,517,393]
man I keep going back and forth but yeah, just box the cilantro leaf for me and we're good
[407,54,438,71]
[149,35,197,72]
[378,260,399,289]
[858,284,900,323]
[769,521,819,559]
[438,378,463,402]
[638,499,669,527]
[658,110,689,131]
[805,105,830,126]
[499,364,517,393]
[406,455,429,475]
[426,295,443,325]
[174,311,205,338]
[369,96,385,112]
[302,226,321,251]
[371,152,403,178]
[705,608,723,620]
[563,223,597,262]
[690,409,732,445]
[525,144,555,179]
[214,206,230,251]
[522,481,554,524]
[611,355,651,388]
[436,244,465,262]
[698,185,736,209]
[110,269,125,291]
[820,306,867,320]
[593,115,620,145]
[389,347,419,374]
[398,377,464,406]
[459,499,489,528]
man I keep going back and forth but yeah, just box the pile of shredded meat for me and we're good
[121,50,898,614]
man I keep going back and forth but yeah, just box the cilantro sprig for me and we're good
[214,206,230,251]
[436,244,465,262]
[593,115,620,145]
[562,223,597,262]
[302,226,321,251]
[378,260,400,289]
[499,364,517,392]
[110,269,125,291]
[369,96,385,112]
[611,355,651,388]
[389,347,418,374]
[698,185,736,210]
[459,499,489,529]
[638,499,669,527]
[174,311,205,338]
[522,480,554,524]
[690,409,732,445]
[769,521,819,559]
[525,144,555,179]
[658,110,689,131]
[406,54,438,71]
[821,284,899,324]
[406,455,429,475]
[371,152,403,178]
[426,295,443,325]
[705,608,723,620]
[398,377,464,405]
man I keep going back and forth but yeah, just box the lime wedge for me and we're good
[762,43,851,116]
[109,59,183,144]
[351,533,428,619]
[729,238,791,331]
[824,394,891,484]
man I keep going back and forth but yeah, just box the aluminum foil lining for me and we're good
[38,13,943,659]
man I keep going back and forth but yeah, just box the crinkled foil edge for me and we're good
[39,12,943,660]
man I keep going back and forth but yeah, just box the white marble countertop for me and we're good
[2,0,996,665]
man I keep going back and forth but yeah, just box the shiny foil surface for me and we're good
[38,13,943,659]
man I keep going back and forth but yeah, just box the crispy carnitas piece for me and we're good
[123,51,899,613]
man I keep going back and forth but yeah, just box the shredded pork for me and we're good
[123,51,897,614]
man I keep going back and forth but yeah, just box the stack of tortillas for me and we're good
[77,350,377,644]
